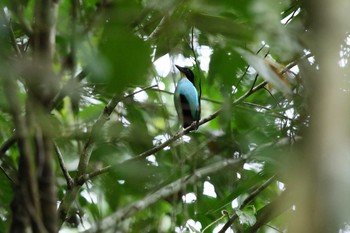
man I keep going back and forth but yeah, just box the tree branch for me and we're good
[76,84,158,177]
[218,175,276,233]
[83,157,245,233]
[246,191,293,233]
[54,142,74,189]
[58,84,157,225]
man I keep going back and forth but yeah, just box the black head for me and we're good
[175,65,195,85]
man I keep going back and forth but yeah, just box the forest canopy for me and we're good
[1,0,350,232]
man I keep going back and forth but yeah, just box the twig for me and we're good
[149,88,222,104]
[218,175,277,233]
[246,191,293,233]
[75,165,112,186]
[148,16,168,40]
[282,53,313,74]
[236,43,267,88]
[0,135,16,157]
[54,142,74,189]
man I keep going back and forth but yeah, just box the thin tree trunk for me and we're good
[9,0,59,232]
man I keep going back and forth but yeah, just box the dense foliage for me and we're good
[0,0,349,232]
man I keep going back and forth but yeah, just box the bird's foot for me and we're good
[190,120,199,131]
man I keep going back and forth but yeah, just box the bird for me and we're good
[174,65,200,129]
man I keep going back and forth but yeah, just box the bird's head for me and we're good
[175,65,195,85]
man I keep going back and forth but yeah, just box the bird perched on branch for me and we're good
[174,65,200,129]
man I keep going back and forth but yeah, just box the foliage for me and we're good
[0,0,348,233]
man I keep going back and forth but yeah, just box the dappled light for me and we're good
[1,0,350,233]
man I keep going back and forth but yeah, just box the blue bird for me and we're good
[174,65,200,128]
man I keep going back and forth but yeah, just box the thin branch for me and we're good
[282,53,313,74]
[149,87,222,104]
[218,175,277,233]
[236,43,267,88]
[76,84,157,177]
[148,16,168,40]
[0,163,17,184]
[54,142,74,189]
[0,135,17,157]
[246,191,293,233]
[75,165,112,186]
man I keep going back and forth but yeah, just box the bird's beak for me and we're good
[175,65,186,74]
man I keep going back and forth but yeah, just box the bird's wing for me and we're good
[175,79,199,120]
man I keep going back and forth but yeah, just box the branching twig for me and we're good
[246,191,293,233]
[218,175,277,233]
[0,135,17,158]
[75,165,112,186]
[148,16,168,40]
[149,88,222,104]
[282,53,313,75]
[54,142,74,189]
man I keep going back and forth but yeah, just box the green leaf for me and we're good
[90,1,152,95]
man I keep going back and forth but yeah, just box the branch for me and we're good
[54,142,74,189]
[75,165,112,186]
[218,175,276,233]
[149,88,222,104]
[148,16,168,40]
[246,190,293,233]
[76,84,157,177]
[83,157,245,233]
[57,85,157,225]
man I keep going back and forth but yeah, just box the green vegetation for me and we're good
[0,0,349,232]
